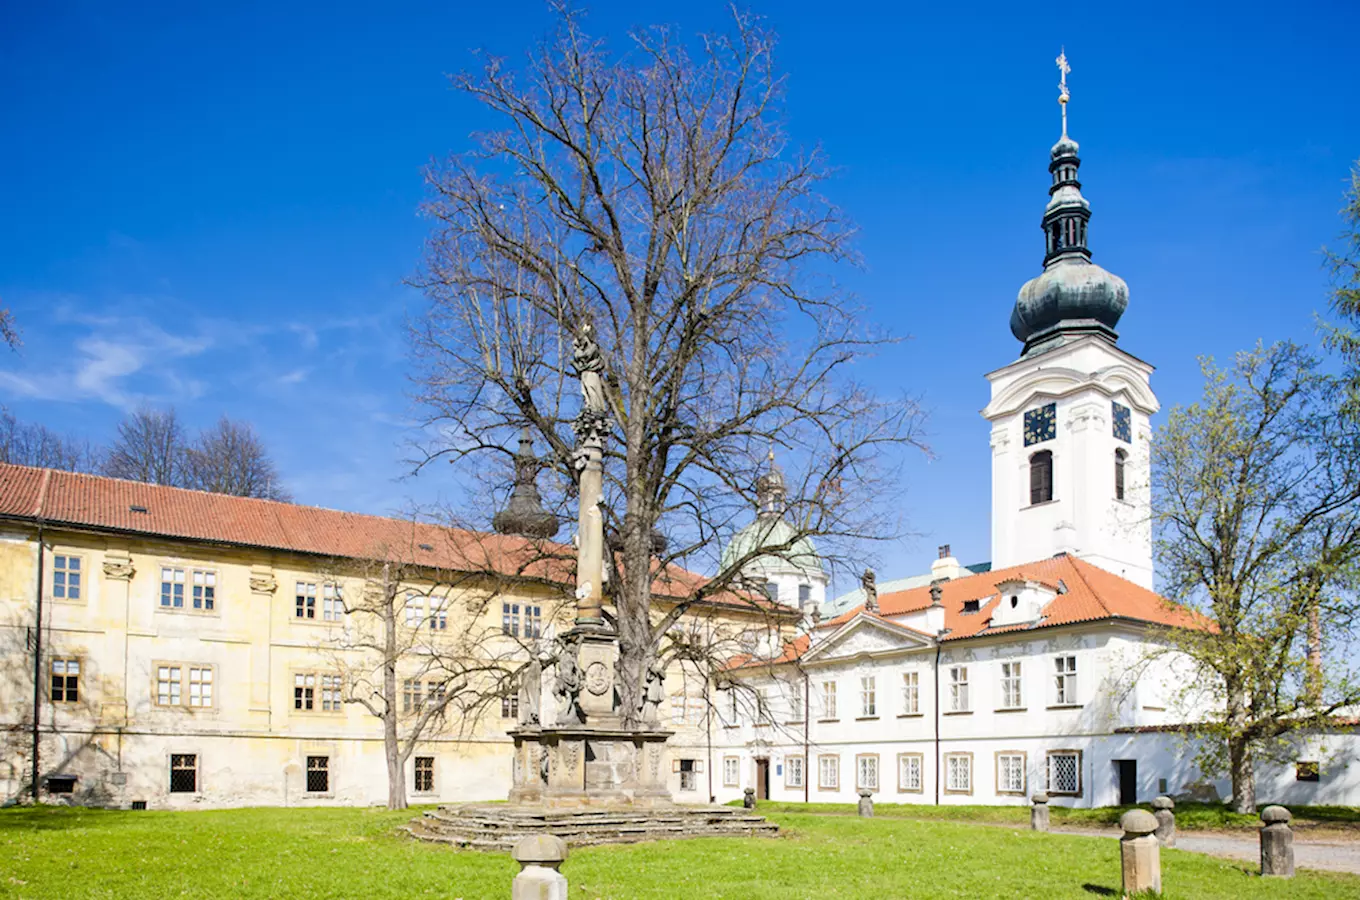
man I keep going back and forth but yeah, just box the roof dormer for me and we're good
[989,575,1057,628]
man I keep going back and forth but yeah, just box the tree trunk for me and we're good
[1228,734,1256,814]
[382,569,407,811]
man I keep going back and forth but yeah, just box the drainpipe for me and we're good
[705,674,713,803]
[31,525,45,803]
[803,667,810,804]
[933,641,941,807]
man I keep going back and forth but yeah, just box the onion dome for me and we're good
[719,451,822,578]
[492,431,560,539]
[1010,60,1128,356]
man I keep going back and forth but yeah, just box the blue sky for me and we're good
[2,0,1357,590]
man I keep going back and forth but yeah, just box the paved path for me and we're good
[1052,826,1360,875]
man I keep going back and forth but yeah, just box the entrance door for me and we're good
[755,758,770,801]
[1116,760,1137,805]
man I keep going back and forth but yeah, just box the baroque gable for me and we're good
[803,614,934,665]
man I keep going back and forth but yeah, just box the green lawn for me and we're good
[736,799,1360,833]
[1,805,1357,900]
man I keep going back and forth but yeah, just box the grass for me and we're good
[731,799,1360,833]
[0,805,1357,900]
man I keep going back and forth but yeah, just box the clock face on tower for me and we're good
[1112,402,1132,443]
[1023,403,1056,446]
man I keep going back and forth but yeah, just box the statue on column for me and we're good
[641,661,666,728]
[554,635,584,725]
[518,651,545,727]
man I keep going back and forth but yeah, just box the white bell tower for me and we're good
[982,52,1158,589]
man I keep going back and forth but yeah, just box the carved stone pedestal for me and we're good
[509,726,672,809]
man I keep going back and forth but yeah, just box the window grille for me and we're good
[786,756,804,789]
[946,754,971,792]
[898,754,922,792]
[414,756,435,792]
[998,753,1025,793]
[1048,752,1080,794]
[169,754,197,793]
[306,756,329,793]
[856,755,879,791]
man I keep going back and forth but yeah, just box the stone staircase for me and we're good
[405,803,779,851]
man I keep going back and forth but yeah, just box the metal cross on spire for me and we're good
[1056,49,1071,137]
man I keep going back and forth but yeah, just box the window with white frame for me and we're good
[501,694,518,719]
[427,680,446,709]
[158,567,216,612]
[856,754,879,791]
[860,676,877,717]
[818,754,839,790]
[788,680,804,721]
[901,671,919,715]
[897,753,923,792]
[321,674,343,711]
[821,680,838,719]
[156,665,182,706]
[949,666,969,712]
[502,602,520,637]
[1001,661,1023,709]
[191,570,216,611]
[524,605,542,638]
[997,752,1026,794]
[428,598,448,631]
[405,593,424,628]
[52,554,83,601]
[294,672,340,712]
[1047,750,1081,795]
[160,567,186,609]
[723,756,740,787]
[322,583,343,621]
[786,755,804,789]
[403,678,423,712]
[677,758,700,792]
[1054,655,1078,705]
[755,687,771,724]
[156,665,213,708]
[50,657,80,703]
[295,581,317,619]
[945,753,972,793]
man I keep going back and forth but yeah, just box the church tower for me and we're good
[982,53,1159,589]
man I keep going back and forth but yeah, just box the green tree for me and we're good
[1323,159,1360,407]
[1155,342,1360,813]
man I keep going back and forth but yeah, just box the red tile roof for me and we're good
[0,463,790,615]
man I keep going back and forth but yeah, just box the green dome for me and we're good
[720,516,823,577]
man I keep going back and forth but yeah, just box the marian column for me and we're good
[571,323,608,629]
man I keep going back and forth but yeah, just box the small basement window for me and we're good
[44,775,77,795]
[1296,761,1320,782]
[131,800,148,810]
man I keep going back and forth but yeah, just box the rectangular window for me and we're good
[818,754,839,790]
[52,554,82,601]
[897,753,923,793]
[306,755,330,793]
[169,754,197,793]
[678,759,698,792]
[405,593,423,628]
[945,753,972,794]
[428,599,448,631]
[501,694,518,719]
[321,674,343,712]
[157,665,182,706]
[403,678,423,713]
[427,680,446,710]
[788,681,804,721]
[856,754,879,792]
[322,583,343,621]
[1001,662,1023,709]
[949,666,969,712]
[50,657,80,703]
[901,671,919,715]
[188,667,213,708]
[1054,655,1078,705]
[786,755,804,789]
[1047,750,1082,795]
[524,605,542,639]
[821,681,837,719]
[295,581,317,619]
[160,567,186,609]
[191,570,216,611]
[860,676,877,717]
[502,602,520,637]
[755,687,771,725]
[723,756,740,787]
[1296,761,1320,782]
[997,752,1026,795]
[798,584,812,609]
[414,756,435,793]
[294,673,315,711]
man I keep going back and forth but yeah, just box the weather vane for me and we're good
[1056,49,1071,137]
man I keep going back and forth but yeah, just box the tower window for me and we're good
[1029,450,1053,505]
[1114,449,1127,501]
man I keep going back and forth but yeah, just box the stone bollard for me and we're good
[858,789,874,817]
[1260,806,1294,878]
[511,834,569,900]
[1030,792,1050,832]
[1151,796,1176,848]
[743,788,756,809]
[1119,809,1161,898]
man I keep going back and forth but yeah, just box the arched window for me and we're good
[1029,450,1053,505]
[1114,449,1127,501]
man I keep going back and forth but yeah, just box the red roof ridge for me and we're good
[1061,556,1114,619]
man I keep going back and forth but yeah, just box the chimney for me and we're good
[931,544,963,581]
[938,544,951,559]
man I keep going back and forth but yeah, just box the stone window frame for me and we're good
[50,656,81,704]
[305,754,332,794]
[674,758,702,792]
[943,751,973,795]
[169,752,200,794]
[785,755,805,789]
[995,750,1027,796]
[413,756,436,794]
[897,752,924,793]
[157,563,220,616]
[855,753,880,793]
[152,661,217,711]
[50,552,86,604]
[722,756,741,787]
[817,753,840,791]
[1045,749,1083,796]
[292,670,344,715]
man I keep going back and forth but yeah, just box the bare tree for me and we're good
[182,416,291,501]
[317,542,538,810]
[104,406,185,485]
[0,307,17,351]
[0,411,98,472]
[1154,341,1360,813]
[411,6,922,728]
